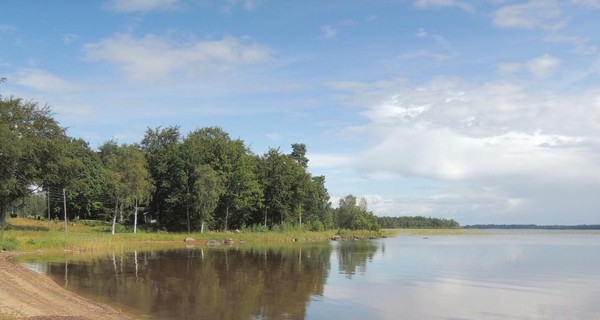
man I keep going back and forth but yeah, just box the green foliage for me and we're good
[0,97,67,225]
[0,231,19,251]
[334,195,380,231]
[0,90,381,233]
[378,216,460,229]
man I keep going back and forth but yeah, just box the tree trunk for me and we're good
[224,204,230,231]
[186,188,190,234]
[263,207,267,227]
[133,198,138,234]
[111,198,118,235]
[200,220,205,233]
[0,208,5,227]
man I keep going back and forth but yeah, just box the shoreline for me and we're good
[0,252,131,320]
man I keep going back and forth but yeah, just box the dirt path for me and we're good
[0,252,131,319]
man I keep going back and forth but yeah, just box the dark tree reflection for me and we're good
[44,244,332,320]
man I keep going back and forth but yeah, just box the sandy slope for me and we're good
[0,252,130,319]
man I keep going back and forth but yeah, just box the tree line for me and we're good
[1,93,383,232]
[378,216,460,229]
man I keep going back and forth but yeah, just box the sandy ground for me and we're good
[0,252,131,320]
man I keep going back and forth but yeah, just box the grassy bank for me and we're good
[0,217,394,255]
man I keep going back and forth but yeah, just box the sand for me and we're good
[0,252,130,320]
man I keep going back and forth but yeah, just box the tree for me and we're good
[335,195,379,231]
[51,138,106,220]
[141,127,186,230]
[290,143,309,169]
[118,144,152,233]
[189,164,223,233]
[183,127,262,230]
[258,148,308,227]
[98,141,152,234]
[0,97,66,226]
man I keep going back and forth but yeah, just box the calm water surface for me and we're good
[21,232,600,320]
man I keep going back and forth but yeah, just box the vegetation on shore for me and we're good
[0,217,392,255]
[0,93,382,233]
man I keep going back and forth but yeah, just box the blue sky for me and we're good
[2,0,600,225]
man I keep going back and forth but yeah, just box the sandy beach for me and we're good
[0,252,130,319]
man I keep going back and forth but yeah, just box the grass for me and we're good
[1,217,395,255]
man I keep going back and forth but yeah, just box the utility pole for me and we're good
[63,188,67,235]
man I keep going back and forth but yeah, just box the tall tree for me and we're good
[290,143,309,169]
[258,148,308,227]
[335,195,379,231]
[119,144,152,233]
[0,97,66,226]
[183,127,262,230]
[141,126,185,230]
[189,164,223,233]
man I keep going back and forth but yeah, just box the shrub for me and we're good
[0,232,19,251]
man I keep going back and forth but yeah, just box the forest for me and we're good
[378,216,460,229]
[0,93,381,232]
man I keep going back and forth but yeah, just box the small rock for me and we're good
[184,237,195,242]
[224,238,234,245]
[206,240,221,246]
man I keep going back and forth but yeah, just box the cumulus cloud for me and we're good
[326,75,600,223]
[15,69,83,93]
[570,0,600,9]
[106,0,177,13]
[498,54,561,79]
[493,0,563,30]
[84,33,271,82]
[413,0,474,12]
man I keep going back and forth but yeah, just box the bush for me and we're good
[0,232,19,251]
[243,224,269,233]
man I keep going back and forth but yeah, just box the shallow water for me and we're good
[22,232,600,320]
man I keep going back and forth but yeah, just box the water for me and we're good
[21,232,600,320]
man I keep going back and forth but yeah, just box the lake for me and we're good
[21,232,600,319]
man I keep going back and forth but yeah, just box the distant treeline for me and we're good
[378,216,460,229]
[463,224,600,230]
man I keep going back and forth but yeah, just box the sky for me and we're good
[1,0,600,225]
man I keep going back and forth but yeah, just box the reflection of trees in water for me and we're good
[46,244,332,320]
[336,240,383,278]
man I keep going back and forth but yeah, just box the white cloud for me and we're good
[84,33,271,82]
[526,54,561,78]
[544,34,598,55]
[497,54,561,79]
[14,69,83,93]
[570,0,600,9]
[493,0,563,30]
[413,0,474,12]
[321,25,337,39]
[221,0,265,12]
[326,75,600,223]
[106,0,177,13]
[416,28,428,38]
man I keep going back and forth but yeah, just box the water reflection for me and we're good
[24,233,600,320]
[334,240,382,278]
[42,244,333,320]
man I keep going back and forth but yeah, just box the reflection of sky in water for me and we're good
[309,234,600,320]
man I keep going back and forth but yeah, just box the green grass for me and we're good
[1,217,395,255]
